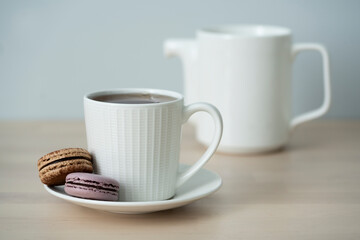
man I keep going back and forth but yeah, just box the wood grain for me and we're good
[0,120,360,239]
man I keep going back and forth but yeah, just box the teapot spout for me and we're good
[164,39,198,104]
[164,39,197,60]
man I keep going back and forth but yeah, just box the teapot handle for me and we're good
[291,43,331,129]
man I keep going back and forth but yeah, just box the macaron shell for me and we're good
[65,183,118,201]
[38,148,91,170]
[66,172,119,188]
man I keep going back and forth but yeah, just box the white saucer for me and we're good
[44,164,222,214]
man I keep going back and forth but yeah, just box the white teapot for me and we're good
[164,25,331,154]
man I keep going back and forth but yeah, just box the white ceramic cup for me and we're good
[84,88,223,201]
[164,25,331,154]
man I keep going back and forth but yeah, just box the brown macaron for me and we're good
[37,148,93,186]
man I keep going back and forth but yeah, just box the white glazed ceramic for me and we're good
[84,89,222,201]
[44,164,222,214]
[164,25,331,154]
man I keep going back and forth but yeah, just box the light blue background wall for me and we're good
[0,0,359,119]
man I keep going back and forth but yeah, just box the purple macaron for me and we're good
[65,172,119,201]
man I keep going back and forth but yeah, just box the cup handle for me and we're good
[176,103,223,188]
[291,43,331,130]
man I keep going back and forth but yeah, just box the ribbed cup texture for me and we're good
[85,101,183,201]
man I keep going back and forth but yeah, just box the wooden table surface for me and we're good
[1,120,360,239]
